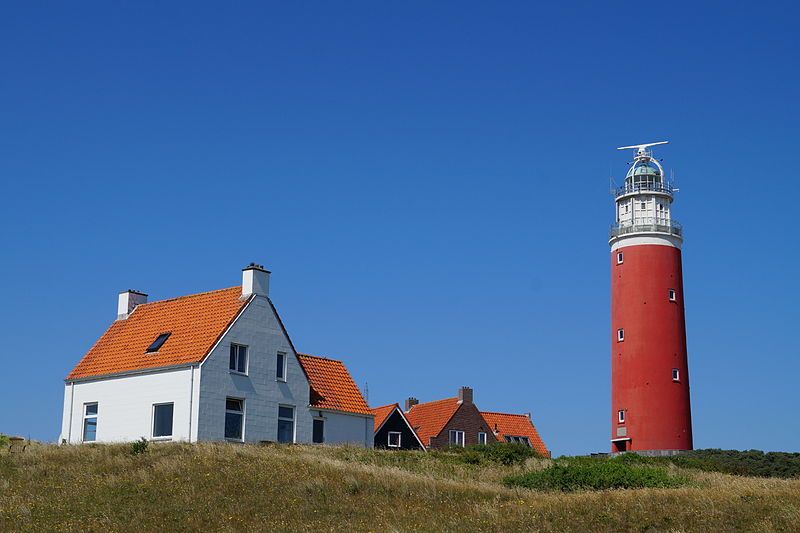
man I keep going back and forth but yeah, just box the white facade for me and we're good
[313,409,373,447]
[60,367,197,443]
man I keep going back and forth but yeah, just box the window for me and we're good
[276,352,287,381]
[146,333,171,353]
[668,288,676,301]
[225,398,244,440]
[82,403,98,442]
[152,403,174,438]
[312,418,324,444]
[504,436,531,446]
[278,405,295,443]
[388,431,401,448]
[616,252,623,264]
[640,202,646,209]
[448,429,465,447]
[625,204,629,213]
[672,368,680,382]
[478,432,487,445]
[618,410,625,423]
[229,344,248,374]
[617,328,624,342]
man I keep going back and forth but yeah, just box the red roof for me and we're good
[481,411,549,457]
[370,403,399,432]
[67,287,248,380]
[403,397,461,446]
[297,354,372,416]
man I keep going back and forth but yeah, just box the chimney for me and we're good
[405,397,419,411]
[458,386,473,404]
[242,263,270,297]
[117,290,147,320]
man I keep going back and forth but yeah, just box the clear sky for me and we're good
[1,2,798,456]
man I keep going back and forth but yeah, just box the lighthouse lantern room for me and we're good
[609,141,693,454]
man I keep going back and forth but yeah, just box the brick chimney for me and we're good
[117,290,147,320]
[458,386,473,404]
[405,397,419,411]
[242,263,270,297]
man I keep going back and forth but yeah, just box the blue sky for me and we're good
[1,2,798,455]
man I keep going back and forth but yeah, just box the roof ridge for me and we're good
[370,403,399,411]
[481,410,529,417]
[296,353,343,363]
[409,397,458,408]
[139,286,241,306]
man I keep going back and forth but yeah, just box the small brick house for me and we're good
[403,387,495,449]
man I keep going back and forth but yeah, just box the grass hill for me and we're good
[2,441,799,531]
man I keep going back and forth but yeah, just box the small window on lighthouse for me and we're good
[617,328,624,342]
[668,289,676,301]
[617,410,625,423]
[672,369,680,382]
[616,252,623,264]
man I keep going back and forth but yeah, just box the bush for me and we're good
[673,449,800,479]
[449,443,539,466]
[505,457,687,491]
[0,435,9,448]
[130,437,149,456]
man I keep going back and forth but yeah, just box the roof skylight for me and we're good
[146,332,171,353]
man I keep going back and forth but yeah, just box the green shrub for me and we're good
[673,449,800,479]
[0,434,9,448]
[449,443,538,466]
[505,457,687,491]
[130,437,149,456]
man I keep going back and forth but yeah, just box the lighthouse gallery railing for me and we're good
[609,218,683,239]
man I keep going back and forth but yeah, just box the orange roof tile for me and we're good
[297,354,372,416]
[370,403,399,432]
[67,287,248,380]
[403,397,461,446]
[481,411,549,457]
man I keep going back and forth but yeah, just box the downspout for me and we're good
[188,365,195,442]
[67,382,75,443]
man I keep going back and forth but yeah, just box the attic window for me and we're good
[146,333,171,353]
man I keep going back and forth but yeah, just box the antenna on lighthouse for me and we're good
[617,140,669,155]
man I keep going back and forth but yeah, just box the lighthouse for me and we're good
[609,141,693,454]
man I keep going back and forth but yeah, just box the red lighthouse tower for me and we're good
[610,141,692,454]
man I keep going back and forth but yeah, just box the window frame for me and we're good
[672,368,680,382]
[478,431,487,445]
[616,252,624,264]
[277,404,295,444]
[229,343,248,375]
[388,431,402,448]
[668,288,676,302]
[618,409,626,424]
[617,328,624,342]
[82,402,98,442]
[152,402,174,440]
[224,397,245,441]
[276,352,287,382]
[448,429,465,447]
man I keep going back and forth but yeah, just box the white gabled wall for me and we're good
[315,410,374,448]
[61,368,194,444]
[196,295,314,443]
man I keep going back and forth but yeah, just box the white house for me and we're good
[60,264,373,446]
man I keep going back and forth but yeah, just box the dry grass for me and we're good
[1,442,799,532]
